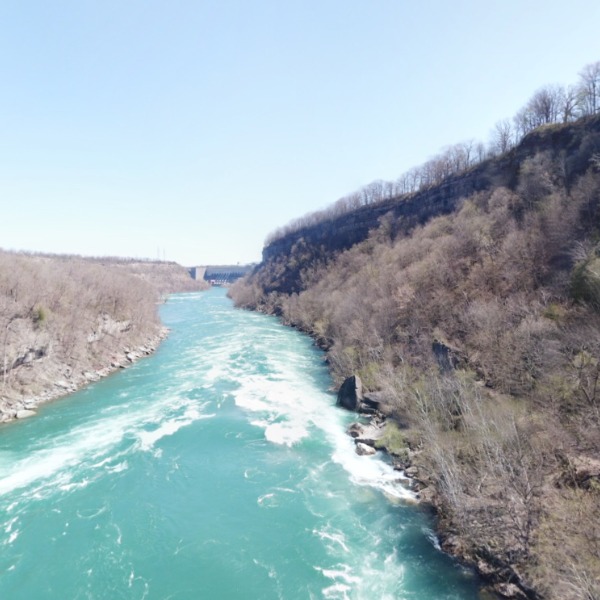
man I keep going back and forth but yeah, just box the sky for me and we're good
[1,1,599,266]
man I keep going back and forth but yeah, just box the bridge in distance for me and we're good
[188,264,254,285]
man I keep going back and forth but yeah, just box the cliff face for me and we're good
[259,116,600,294]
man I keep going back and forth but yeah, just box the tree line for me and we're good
[266,59,600,246]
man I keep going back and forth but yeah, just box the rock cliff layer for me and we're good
[259,116,600,295]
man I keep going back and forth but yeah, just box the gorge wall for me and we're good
[259,115,600,294]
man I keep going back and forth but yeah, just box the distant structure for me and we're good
[188,264,254,286]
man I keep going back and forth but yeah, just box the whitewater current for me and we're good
[0,288,480,599]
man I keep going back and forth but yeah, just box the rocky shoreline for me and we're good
[1,316,541,598]
[0,328,168,424]
[338,374,534,600]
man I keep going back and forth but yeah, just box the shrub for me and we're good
[375,420,408,459]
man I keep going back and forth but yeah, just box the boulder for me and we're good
[477,559,497,577]
[493,583,528,599]
[347,422,365,438]
[336,375,363,411]
[361,391,385,413]
[432,338,465,372]
[355,424,383,446]
[16,409,36,419]
[416,486,436,503]
[405,466,419,478]
[557,455,600,490]
[355,442,377,456]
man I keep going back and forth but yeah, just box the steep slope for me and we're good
[0,253,207,422]
[230,116,600,599]
[251,116,600,298]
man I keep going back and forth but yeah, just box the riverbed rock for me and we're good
[356,442,377,456]
[405,466,419,478]
[347,422,364,438]
[346,422,383,446]
[16,409,36,419]
[336,375,363,411]
[493,582,528,599]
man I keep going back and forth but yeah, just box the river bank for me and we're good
[344,396,532,600]
[0,251,207,424]
[228,111,600,599]
[0,327,168,424]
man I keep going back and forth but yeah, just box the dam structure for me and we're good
[188,264,254,286]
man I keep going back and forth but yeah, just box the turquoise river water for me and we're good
[0,288,482,599]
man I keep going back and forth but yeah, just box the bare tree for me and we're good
[514,85,564,139]
[561,85,581,122]
[578,61,600,115]
[529,85,563,125]
[490,119,515,155]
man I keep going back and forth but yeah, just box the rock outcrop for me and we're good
[256,116,600,296]
[355,442,377,456]
[336,375,363,411]
[0,328,168,424]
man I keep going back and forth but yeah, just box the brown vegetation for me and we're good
[230,117,600,597]
[266,59,600,247]
[0,252,207,421]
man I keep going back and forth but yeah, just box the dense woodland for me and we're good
[230,63,600,600]
[0,253,206,420]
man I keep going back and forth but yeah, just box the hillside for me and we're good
[251,115,600,298]
[0,253,207,422]
[229,115,600,599]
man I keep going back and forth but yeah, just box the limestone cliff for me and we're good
[257,116,600,296]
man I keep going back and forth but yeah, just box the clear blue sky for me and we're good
[1,1,599,266]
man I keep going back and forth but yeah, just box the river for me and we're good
[0,288,481,599]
